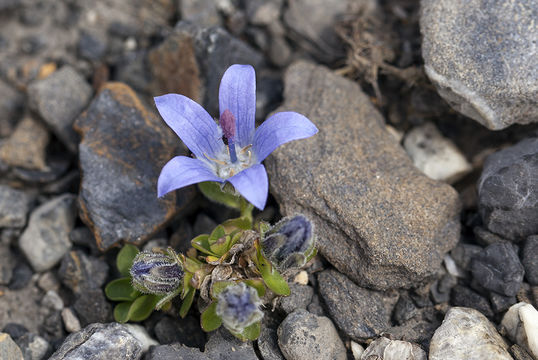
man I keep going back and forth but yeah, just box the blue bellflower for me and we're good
[155,64,318,210]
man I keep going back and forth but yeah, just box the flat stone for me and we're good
[283,0,346,62]
[49,323,142,360]
[522,236,538,286]
[361,336,427,360]
[0,333,23,360]
[0,116,49,171]
[58,250,109,294]
[478,138,538,241]
[265,61,461,290]
[19,194,76,272]
[0,186,33,229]
[277,309,347,360]
[317,269,390,341]
[74,82,195,250]
[421,0,538,130]
[403,122,471,183]
[28,66,92,152]
[145,344,210,360]
[204,328,257,360]
[471,242,525,297]
[429,307,512,360]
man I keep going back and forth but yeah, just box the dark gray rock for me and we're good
[451,285,493,318]
[73,289,112,327]
[450,243,482,272]
[265,62,461,290]
[474,227,507,246]
[471,242,525,297]
[522,236,538,285]
[0,244,15,285]
[258,315,285,360]
[28,66,92,152]
[0,186,33,229]
[478,139,538,241]
[429,307,512,360]
[0,80,23,138]
[0,332,24,360]
[277,283,314,315]
[393,294,418,325]
[317,269,390,341]
[74,82,195,250]
[2,324,28,340]
[490,292,517,314]
[69,227,99,255]
[430,274,458,304]
[153,316,205,349]
[145,343,210,360]
[283,0,346,62]
[386,307,442,348]
[19,194,77,272]
[8,262,32,290]
[15,333,50,360]
[204,328,257,360]
[58,250,109,294]
[77,30,107,61]
[421,0,538,130]
[49,323,142,360]
[307,294,325,316]
[277,309,347,360]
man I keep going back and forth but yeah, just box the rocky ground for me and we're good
[0,0,537,359]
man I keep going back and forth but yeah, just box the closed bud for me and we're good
[216,283,263,333]
[130,250,183,295]
[261,214,315,271]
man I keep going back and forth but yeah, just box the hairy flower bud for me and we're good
[261,214,315,271]
[130,250,184,295]
[216,283,263,333]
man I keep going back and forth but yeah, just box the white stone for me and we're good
[350,341,364,360]
[404,122,472,183]
[294,270,309,285]
[61,308,81,333]
[501,302,538,359]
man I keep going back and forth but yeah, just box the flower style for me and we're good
[216,282,263,333]
[155,64,318,210]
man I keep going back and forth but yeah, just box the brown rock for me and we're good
[265,62,461,290]
[75,82,195,250]
[0,116,49,170]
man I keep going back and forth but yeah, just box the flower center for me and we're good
[219,109,238,163]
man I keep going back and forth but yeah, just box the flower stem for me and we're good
[239,197,254,221]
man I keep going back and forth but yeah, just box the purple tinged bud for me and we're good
[219,109,236,141]
[216,283,263,333]
[130,250,184,295]
[261,215,315,271]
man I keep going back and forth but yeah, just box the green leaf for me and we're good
[179,287,196,318]
[117,244,139,277]
[199,182,241,209]
[105,277,140,301]
[210,280,236,299]
[191,234,216,256]
[243,279,266,297]
[209,235,230,257]
[114,302,132,323]
[222,217,252,232]
[201,302,222,332]
[209,225,226,244]
[256,245,290,296]
[305,246,318,262]
[236,321,261,341]
[127,294,159,322]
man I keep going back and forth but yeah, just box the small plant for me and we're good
[105,64,318,340]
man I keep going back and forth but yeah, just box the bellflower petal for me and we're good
[227,164,268,210]
[158,156,222,197]
[155,94,224,158]
[219,65,256,148]
[253,111,318,162]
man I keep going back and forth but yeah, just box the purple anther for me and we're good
[220,109,238,163]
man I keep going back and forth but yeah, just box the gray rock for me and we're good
[74,82,195,250]
[522,236,538,286]
[58,250,109,294]
[317,270,390,341]
[15,333,49,360]
[179,0,221,28]
[478,138,538,241]
[19,194,77,272]
[0,80,23,138]
[277,309,347,360]
[0,332,24,360]
[245,0,282,26]
[490,292,517,314]
[49,323,142,360]
[386,307,442,348]
[451,284,494,318]
[450,243,482,272]
[0,244,15,285]
[510,344,534,360]
[258,315,285,360]
[73,289,112,326]
[470,242,525,297]
[429,307,512,360]
[28,66,92,152]
[122,324,158,353]
[277,283,314,315]
[361,336,427,360]
[421,0,538,130]
[474,227,508,246]
[41,290,64,311]
[145,344,209,360]
[7,262,32,290]
[265,61,461,290]
[0,285,47,336]
[61,308,81,333]
[204,328,257,360]
[393,294,418,325]
[153,315,205,349]
[283,0,346,62]
[77,30,107,61]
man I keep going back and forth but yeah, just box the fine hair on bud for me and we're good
[216,282,263,333]
[261,214,315,271]
[130,250,184,295]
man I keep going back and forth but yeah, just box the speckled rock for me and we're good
[204,328,257,360]
[429,307,512,360]
[0,185,32,229]
[361,336,427,360]
[0,333,23,360]
[145,343,210,360]
[74,82,195,250]
[478,138,538,241]
[317,269,390,341]
[265,61,461,290]
[277,309,347,360]
[19,194,77,272]
[421,0,538,130]
[49,323,142,360]
[28,66,92,152]
[277,283,314,315]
